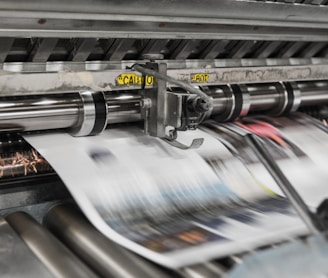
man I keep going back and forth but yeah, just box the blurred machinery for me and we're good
[1,0,328,277]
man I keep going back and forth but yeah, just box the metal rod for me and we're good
[0,93,80,132]
[244,133,325,234]
[248,84,281,112]
[179,263,226,278]
[6,211,97,278]
[299,82,328,106]
[105,92,141,124]
[0,81,326,133]
[0,216,53,277]
[44,204,171,278]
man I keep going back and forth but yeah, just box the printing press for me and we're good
[2,0,328,277]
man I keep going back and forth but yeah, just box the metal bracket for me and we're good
[161,129,204,150]
[162,137,204,150]
[140,62,169,138]
[137,62,205,149]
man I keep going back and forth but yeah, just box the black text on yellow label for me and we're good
[191,73,209,83]
[116,74,154,86]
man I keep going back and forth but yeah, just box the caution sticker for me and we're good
[191,73,209,83]
[116,74,154,86]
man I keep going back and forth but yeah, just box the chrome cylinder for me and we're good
[105,92,141,124]
[0,81,327,134]
[299,81,328,106]
[206,85,235,121]
[70,91,97,136]
[0,93,80,132]
[179,263,226,278]
[248,84,281,112]
[0,216,53,277]
[6,211,97,278]
[44,204,171,278]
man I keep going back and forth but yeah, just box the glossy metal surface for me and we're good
[6,211,97,278]
[0,81,327,134]
[44,204,171,278]
[105,92,142,124]
[209,85,236,121]
[299,82,328,106]
[70,91,96,136]
[0,216,53,278]
[0,81,327,133]
[0,92,142,133]
[180,263,226,278]
[206,86,227,116]
[248,84,281,112]
[0,93,80,131]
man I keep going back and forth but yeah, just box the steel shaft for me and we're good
[0,81,327,134]
[44,204,171,278]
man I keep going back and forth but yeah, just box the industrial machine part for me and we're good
[1,0,328,277]
[5,211,97,278]
[244,133,325,233]
[44,204,172,278]
[0,216,53,277]
[0,82,327,134]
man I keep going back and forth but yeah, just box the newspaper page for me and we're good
[211,114,328,209]
[25,126,308,268]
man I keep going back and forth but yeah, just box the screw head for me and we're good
[140,98,152,109]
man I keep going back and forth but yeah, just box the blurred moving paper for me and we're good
[230,114,328,209]
[227,233,328,278]
[24,127,307,268]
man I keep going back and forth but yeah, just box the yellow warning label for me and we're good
[116,74,154,86]
[191,73,209,83]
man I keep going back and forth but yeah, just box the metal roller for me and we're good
[0,91,141,134]
[105,92,141,124]
[0,216,53,277]
[208,85,236,122]
[0,81,327,135]
[6,211,97,278]
[0,93,80,132]
[44,204,171,278]
[247,83,281,112]
[70,91,107,136]
[179,263,226,278]
[297,81,328,106]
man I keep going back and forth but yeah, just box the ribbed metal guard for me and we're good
[0,37,327,63]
